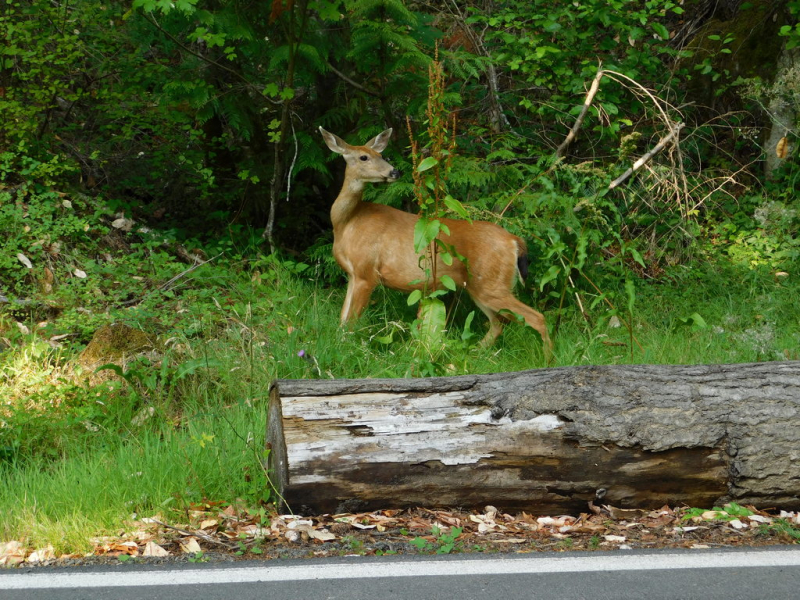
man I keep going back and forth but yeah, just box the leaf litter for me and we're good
[2,503,798,567]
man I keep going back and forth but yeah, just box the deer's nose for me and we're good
[390,169,402,179]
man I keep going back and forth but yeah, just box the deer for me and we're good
[319,126,552,353]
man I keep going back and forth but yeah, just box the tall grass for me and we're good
[0,397,267,554]
[1,257,798,552]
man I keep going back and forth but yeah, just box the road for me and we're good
[2,547,800,600]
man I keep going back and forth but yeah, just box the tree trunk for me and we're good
[266,362,800,515]
[764,45,799,178]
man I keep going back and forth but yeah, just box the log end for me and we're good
[266,383,289,510]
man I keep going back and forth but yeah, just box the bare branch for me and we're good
[608,123,685,190]
[325,61,381,97]
[556,67,605,158]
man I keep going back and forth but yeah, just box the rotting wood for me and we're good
[266,362,800,514]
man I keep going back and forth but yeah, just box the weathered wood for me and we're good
[266,362,800,514]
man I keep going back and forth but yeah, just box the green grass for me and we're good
[1,253,799,554]
[0,398,267,554]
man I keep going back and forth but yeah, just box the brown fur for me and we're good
[320,127,551,351]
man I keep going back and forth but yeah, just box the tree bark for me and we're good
[266,362,800,515]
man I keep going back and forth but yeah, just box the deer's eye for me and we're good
[359,155,369,161]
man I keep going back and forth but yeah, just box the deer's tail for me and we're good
[515,237,529,282]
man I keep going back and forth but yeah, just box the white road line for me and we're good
[2,549,800,590]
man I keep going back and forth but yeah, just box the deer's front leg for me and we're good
[340,277,375,324]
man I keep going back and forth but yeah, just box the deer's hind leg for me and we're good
[472,294,551,351]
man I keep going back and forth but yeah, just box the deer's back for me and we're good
[334,203,522,292]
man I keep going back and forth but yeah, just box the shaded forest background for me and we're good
[2,0,798,275]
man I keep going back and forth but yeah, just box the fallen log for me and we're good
[266,362,800,514]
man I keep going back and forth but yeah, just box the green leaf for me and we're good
[95,363,124,378]
[175,358,223,380]
[414,218,440,254]
[407,289,422,306]
[626,247,646,268]
[416,297,447,344]
[417,156,439,172]
[443,195,469,219]
[174,0,199,13]
[461,311,477,343]
[440,251,453,266]
[673,312,707,331]
[440,274,456,291]
[652,22,670,40]
[535,45,561,58]
[624,278,636,314]
[375,332,394,344]
[539,265,561,291]
[312,0,342,21]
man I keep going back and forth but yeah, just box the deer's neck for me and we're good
[330,177,365,231]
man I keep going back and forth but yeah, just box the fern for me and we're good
[292,133,330,179]
[296,43,326,74]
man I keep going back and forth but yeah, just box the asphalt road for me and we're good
[2,547,800,600]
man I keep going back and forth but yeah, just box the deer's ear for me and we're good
[319,127,348,154]
[365,128,393,153]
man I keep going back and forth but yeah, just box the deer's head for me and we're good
[319,127,401,183]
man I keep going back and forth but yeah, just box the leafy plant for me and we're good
[405,51,471,367]
[409,525,464,555]
[682,503,755,521]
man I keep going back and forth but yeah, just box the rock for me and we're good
[78,323,160,383]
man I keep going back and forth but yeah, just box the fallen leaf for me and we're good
[776,136,789,159]
[180,537,202,554]
[143,542,170,557]
[604,505,648,520]
[701,511,724,520]
[200,519,219,530]
[17,253,33,269]
[74,269,87,279]
[747,515,772,524]
[284,530,300,543]
[307,528,336,542]
[0,541,27,566]
[604,535,627,543]
[112,217,135,231]
[237,524,268,537]
[131,406,155,426]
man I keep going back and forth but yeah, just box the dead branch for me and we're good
[555,67,605,158]
[149,519,237,550]
[608,123,685,190]
[325,61,381,98]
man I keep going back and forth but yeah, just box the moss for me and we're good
[77,323,160,372]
